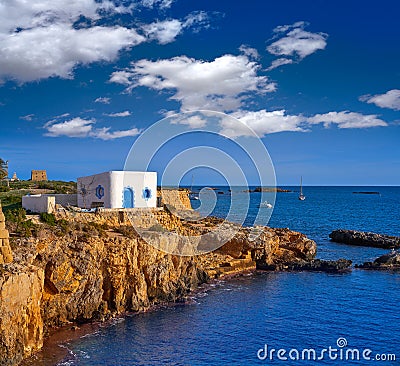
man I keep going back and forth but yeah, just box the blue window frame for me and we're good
[142,187,152,200]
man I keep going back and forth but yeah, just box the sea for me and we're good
[58,186,400,365]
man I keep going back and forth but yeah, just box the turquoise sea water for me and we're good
[60,186,400,365]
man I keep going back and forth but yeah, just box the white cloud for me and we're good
[95,97,111,104]
[0,1,208,83]
[142,19,183,44]
[239,45,260,60]
[267,21,327,67]
[140,0,175,9]
[110,54,275,112]
[142,12,209,44]
[93,127,140,140]
[224,110,306,137]
[20,114,35,121]
[216,109,388,138]
[307,111,387,129]
[0,24,145,82]
[44,117,140,140]
[171,115,208,128]
[45,117,95,138]
[266,58,294,71]
[359,89,400,111]
[105,111,132,117]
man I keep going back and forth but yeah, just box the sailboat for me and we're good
[189,174,199,200]
[298,176,306,201]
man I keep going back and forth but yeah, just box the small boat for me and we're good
[259,201,273,208]
[298,176,306,201]
[189,193,199,200]
[189,174,199,200]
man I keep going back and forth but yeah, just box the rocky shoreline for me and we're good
[1,194,396,365]
[1,198,325,366]
[329,229,400,249]
[356,251,400,270]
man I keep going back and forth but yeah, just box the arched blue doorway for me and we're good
[123,187,135,208]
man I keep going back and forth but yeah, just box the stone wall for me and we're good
[0,202,13,264]
[159,189,192,210]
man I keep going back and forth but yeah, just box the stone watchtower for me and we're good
[0,202,13,264]
[31,170,47,181]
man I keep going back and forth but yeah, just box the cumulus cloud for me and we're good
[307,111,387,129]
[220,110,306,137]
[95,97,111,104]
[266,21,327,70]
[110,54,275,112]
[105,111,132,117]
[45,117,95,138]
[0,1,209,83]
[142,12,210,44]
[0,24,145,83]
[359,89,400,111]
[216,109,388,138]
[142,19,183,44]
[44,117,140,140]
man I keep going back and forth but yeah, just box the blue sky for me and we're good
[0,0,399,185]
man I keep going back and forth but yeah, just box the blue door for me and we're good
[123,187,134,208]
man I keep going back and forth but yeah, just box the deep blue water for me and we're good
[60,187,400,365]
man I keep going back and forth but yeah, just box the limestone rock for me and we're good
[356,251,400,270]
[0,202,13,264]
[329,229,400,249]
[1,207,321,365]
[0,264,44,365]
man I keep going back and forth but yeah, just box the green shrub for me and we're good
[40,212,57,226]
[0,185,10,193]
[4,208,38,237]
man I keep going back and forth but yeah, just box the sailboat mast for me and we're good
[300,176,303,195]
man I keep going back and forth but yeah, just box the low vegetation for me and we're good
[0,180,77,212]
[4,208,38,237]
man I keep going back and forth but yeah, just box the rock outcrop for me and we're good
[284,258,352,272]
[0,202,13,264]
[329,229,400,249]
[356,251,400,270]
[0,264,43,365]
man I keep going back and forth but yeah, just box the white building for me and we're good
[22,194,77,213]
[22,195,56,214]
[77,171,157,209]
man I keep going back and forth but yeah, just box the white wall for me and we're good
[77,172,111,209]
[77,171,157,209]
[22,195,56,213]
[110,171,157,208]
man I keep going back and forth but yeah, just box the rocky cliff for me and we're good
[0,202,317,365]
